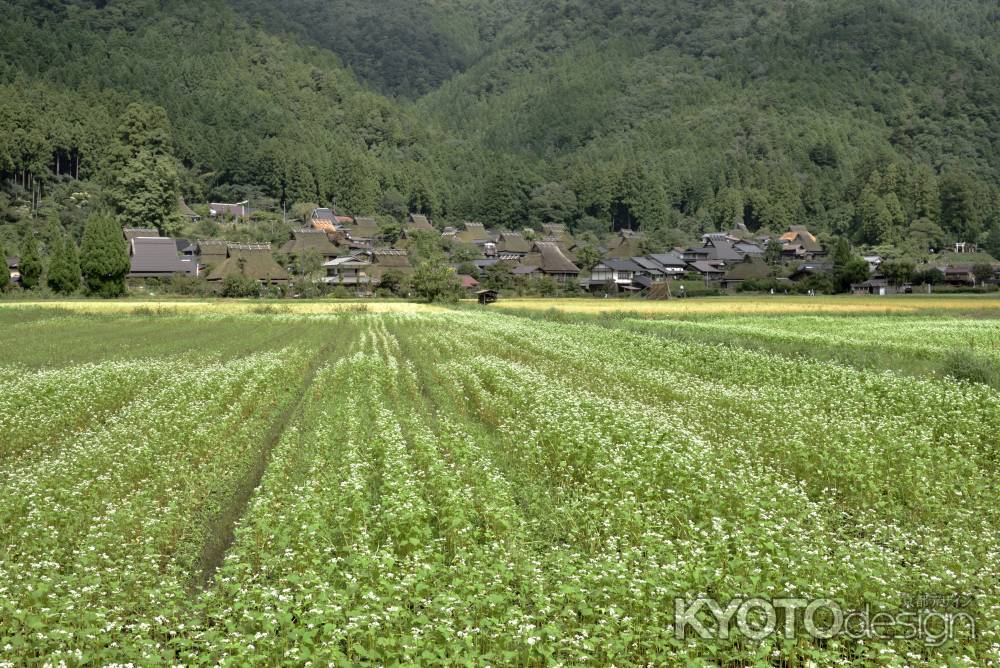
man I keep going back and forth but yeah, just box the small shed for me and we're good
[477,289,499,305]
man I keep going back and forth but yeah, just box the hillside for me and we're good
[0,0,452,224]
[1,0,1000,259]
[419,0,1000,248]
[226,0,524,98]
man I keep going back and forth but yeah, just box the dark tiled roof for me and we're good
[600,258,643,272]
[689,260,725,274]
[129,237,188,277]
[648,252,687,267]
[311,208,335,222]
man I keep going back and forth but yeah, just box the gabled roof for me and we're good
[734,241,764,255]
[780,225,817,243]
[648,252,687,268]
[689,260,725,275]
[372,248,411,268]
[496,232,533,254]
[531,242,580,274]
[780,226,821,252]
[598,258,644,272]
[178,198,199,219]
[407,213,434,230]
[207,245,288,282]
[606,230,644,258]
[457,222,490,244]
[5,256,19,269]
[197,239,229,258]
[324,254,371,268]
[280,229,341,258]
[630,256,666,273]
[723,257,771,281]
[541,223,569,240]
[702,236,744,262]
[123,228,160,241]
[129,237,188,277]
[458,274,480,289]
[346,217,380,240]
[311,207,335,222]
[511,265,540,276]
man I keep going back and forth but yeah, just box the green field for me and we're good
[1,302,998,666]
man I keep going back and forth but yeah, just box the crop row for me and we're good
[1,311,997,666]
[0,350,312,665]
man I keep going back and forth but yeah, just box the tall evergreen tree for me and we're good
[47,231,82,295]
[106,104,180,233]
[80,214,130,298]
[18,230,44,290]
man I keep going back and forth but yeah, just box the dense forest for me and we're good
[2,0,1000,261]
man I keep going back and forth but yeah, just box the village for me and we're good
[6,201,999,299]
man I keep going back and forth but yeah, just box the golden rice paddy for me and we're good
[489,295,1000,316]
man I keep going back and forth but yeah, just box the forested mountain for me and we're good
[2,0,1000,259]
[0,0,451,228]
[227,0,523,98]
[419,0,1000,249]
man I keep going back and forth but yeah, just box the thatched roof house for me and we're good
[207,244,289,283]
[280,229,341,259]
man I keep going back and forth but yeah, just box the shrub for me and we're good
[220,275,260,298]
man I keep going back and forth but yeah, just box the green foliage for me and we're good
[972,263,996,285]
[295,248,324,279]
[0,239,9,291]
[411,258,460,303]
[18,229,43,290]
[377,269,408,297]
[881,260,915,287]
[105,104,180,233]
[80,213,130,298]
[575,244,603,272]
[46,230,81,295]
[220,274,262,298]
[830,237,869,292]
[763,239,783,266]
[4,0,1000,268]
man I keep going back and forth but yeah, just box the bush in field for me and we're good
[220,274,260,298]
[411,258,460,303]
[80,213,130,297]
[167,275,213,296]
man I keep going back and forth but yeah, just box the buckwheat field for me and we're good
[1,302,997,666]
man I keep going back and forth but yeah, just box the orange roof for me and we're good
[335,215,354,224]
[312,220,337,233]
